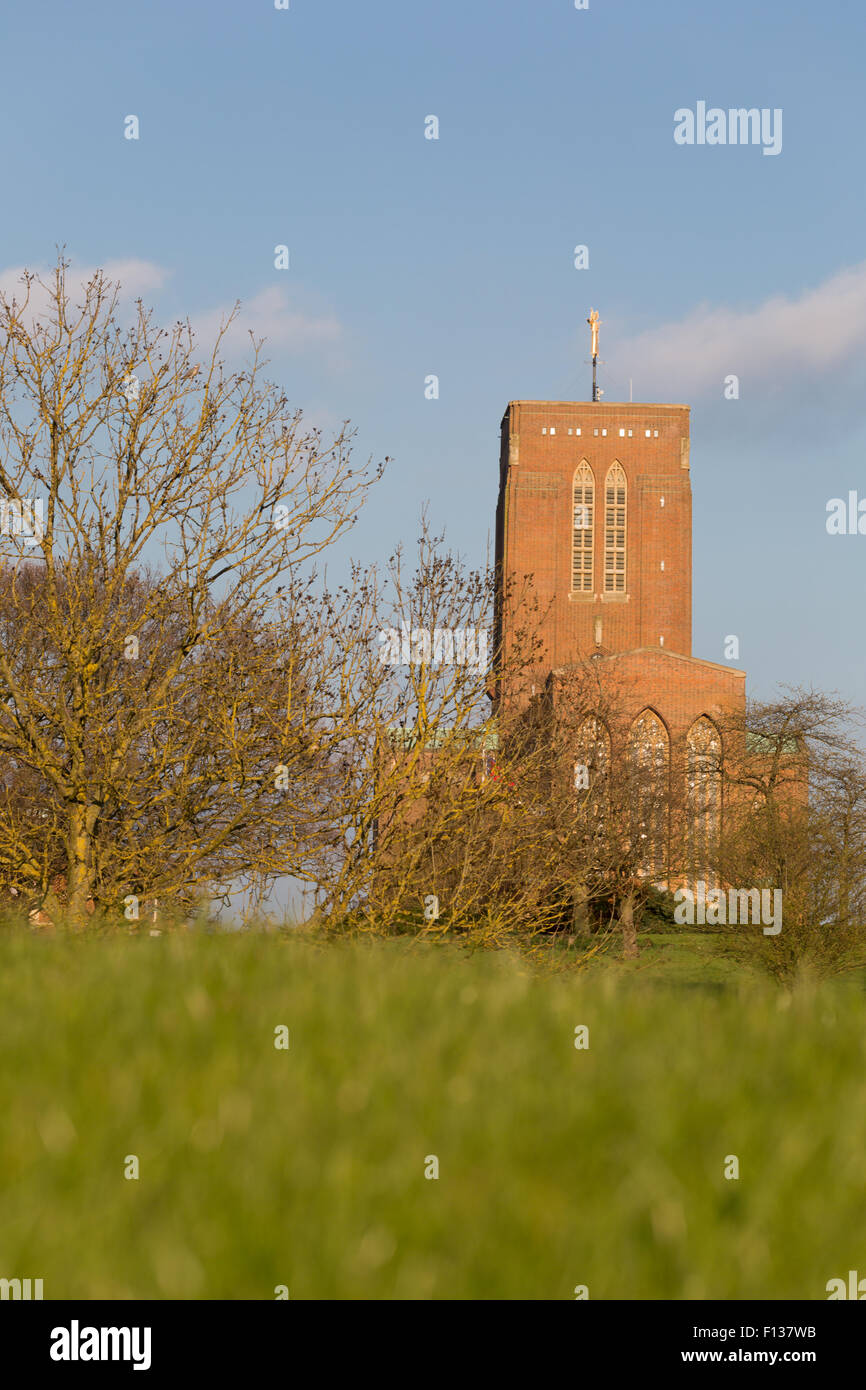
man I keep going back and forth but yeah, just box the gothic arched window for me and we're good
[604,462,627,594]
[627,709,669,880]
[686,716,722,888]
[575,715,610,788]
[572,461,594,593]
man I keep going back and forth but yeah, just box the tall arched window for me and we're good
[627,709,669,880]
[572,461,594,593]
[575,716,611,850]
[604,462,627,593]
[686,717,722,889]
[575,716,610,786]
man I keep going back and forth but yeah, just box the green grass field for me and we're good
[2,927,865,1300]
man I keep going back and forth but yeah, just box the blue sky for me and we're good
[3,0,866,707]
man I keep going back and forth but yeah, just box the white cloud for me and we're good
[90,259,168,298]
[615,261,866,398]
[0,258,168,325]
[193,286,344,359]
[0,260,346,366]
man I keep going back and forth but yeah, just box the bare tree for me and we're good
[0,258,381,923]
[301,526,674,959]
[716,687,866,980]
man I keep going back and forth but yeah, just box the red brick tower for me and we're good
[493,321,747,885]
[495,394,744,736]
[496,399,693,664]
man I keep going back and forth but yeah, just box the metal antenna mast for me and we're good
[587,308,601,402]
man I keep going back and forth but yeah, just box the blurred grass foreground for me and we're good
[2,927,865,1300]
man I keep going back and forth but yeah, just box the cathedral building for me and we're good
[493,313,746,886]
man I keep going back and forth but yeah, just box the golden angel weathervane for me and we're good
[587,307,600,359]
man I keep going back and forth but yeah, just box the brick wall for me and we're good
[552,648,745,751]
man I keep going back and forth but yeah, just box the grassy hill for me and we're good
[1,926,864,1299]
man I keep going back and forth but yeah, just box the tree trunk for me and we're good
[620,890,639,960]
[67,799,99,927]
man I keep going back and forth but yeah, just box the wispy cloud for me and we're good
[615,261,866,398]
[0,261,346,367]
[0,258,168,325]
[193,286,345,362]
